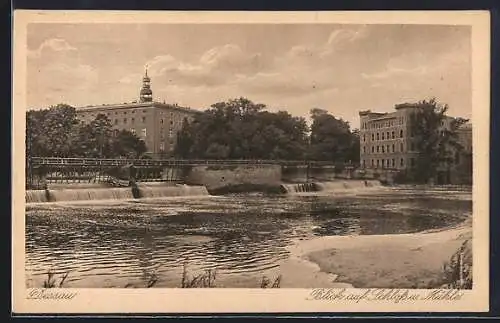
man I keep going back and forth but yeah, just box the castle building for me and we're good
[359,103,472,184]
[76,69,200,158]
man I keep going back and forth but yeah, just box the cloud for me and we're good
[136,44,268,88]
[28,38,77,59]
[361,65,428,80]
[28,61,99,107]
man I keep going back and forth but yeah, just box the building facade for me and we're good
[359,103,472,184]
[76,69,200,157]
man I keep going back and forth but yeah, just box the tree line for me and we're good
[26,104,147,159]
[174,98,359,163]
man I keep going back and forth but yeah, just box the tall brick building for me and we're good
[76,69,200,157]
[359,103,472,184]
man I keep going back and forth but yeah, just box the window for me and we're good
[371,159,374,166]
[124,112,127,115]
[392,131,395,139]
[114,112,118,115]
[372,134,374,141]
[400,130,404,138]
[170,120,174,125]
[363,134,366,142]
[386,132,389,139]
[382,146,385,153]
[377,133,380,140]
[372,146,375,153]
[160,119,164,124]
[142,116,146,123]
[392,144,395,152]
[362,160,366,167]
[114,119,118,125]
[113,129,119,137]
[382,133,385,140]
[400,143,404,152]
[377,160,380,167]
[377,146,379,153]
[132,110,136,114]
[123,118,127,124]
[400,158,404,167]
[382,159,385,168]
[131,118,135,124]
[392,159,395,167]
[387,145,390,152]
[141,128,147,138]
[363,146,366,153]
[160,142,165,151]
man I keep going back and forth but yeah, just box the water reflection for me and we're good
[25,187,472,288]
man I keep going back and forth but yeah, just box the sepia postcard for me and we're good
[12,10,490,314]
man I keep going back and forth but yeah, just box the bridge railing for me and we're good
[29,157,340,167]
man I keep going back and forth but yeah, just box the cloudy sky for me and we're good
[26,23,471,127]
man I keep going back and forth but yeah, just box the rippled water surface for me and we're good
[25,186,472,288]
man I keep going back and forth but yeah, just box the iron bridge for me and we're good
[29,157,339,168]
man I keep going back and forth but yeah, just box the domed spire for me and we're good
[140,65,153,103]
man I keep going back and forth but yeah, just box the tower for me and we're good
[139,67,153,103]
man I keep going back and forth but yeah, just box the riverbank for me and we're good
[286,219,472,288]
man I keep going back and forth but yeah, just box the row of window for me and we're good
[361,117,406,130]
[112,117,178,126]
[363,130,406,142]
[83,110,177,119]
[362,142,417,154]
[114,116,148,125]
[362,158,415,168]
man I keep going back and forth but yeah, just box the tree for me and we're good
[409,98,469,183]
[72,114,114,157]
[26,106,148,159]
[308,108,356,162]
[174,98,309,160]
[174,118,194,158]
[111,130,147,158]
[346,129,361,164]
[26,104,80,157]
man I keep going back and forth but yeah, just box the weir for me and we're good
[136,184,209,198]
[280,180,382,194]
[26,190,49,203]
[48,187,134,202]
[26,184,210,203]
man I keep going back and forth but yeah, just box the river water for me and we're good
[25,186,472,288]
